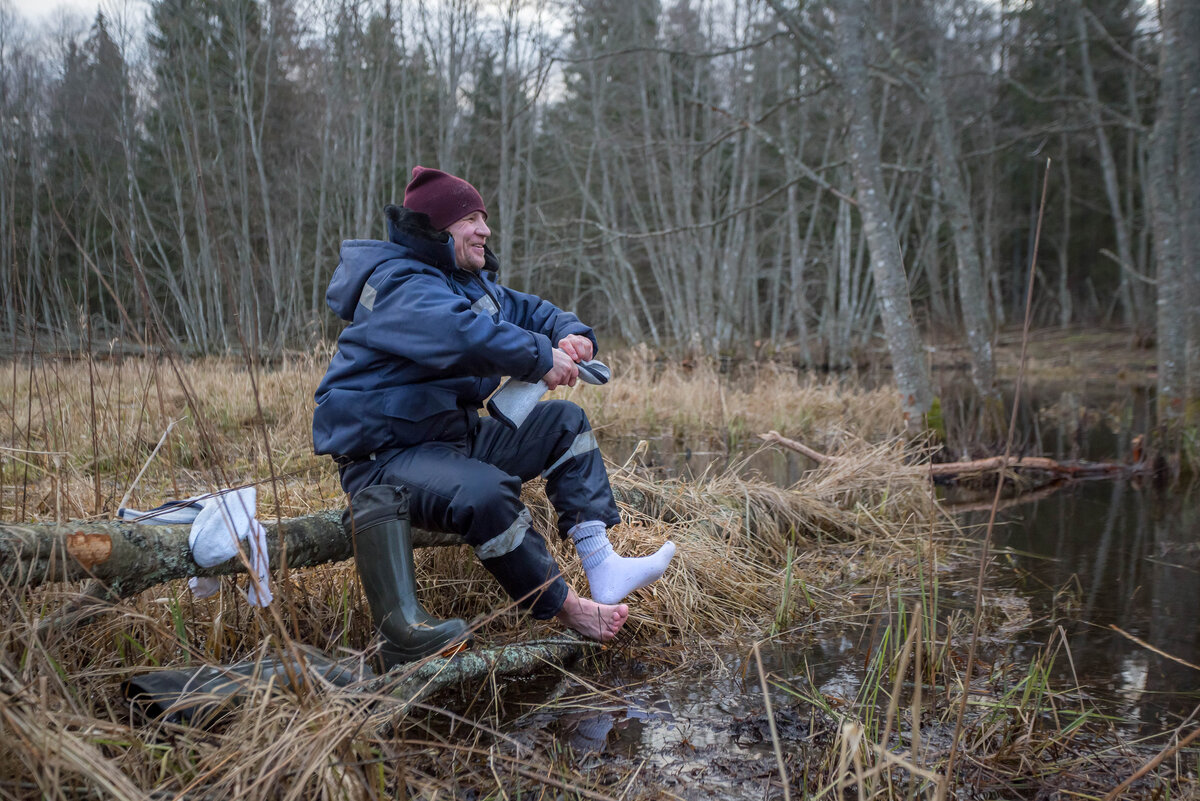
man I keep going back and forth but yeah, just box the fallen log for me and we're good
[365,638,595,712]
[0,510,459,598]
[923,455,1140,479]
[758,430,1148,481]
[0,487,658,598]
[122,639,595,725]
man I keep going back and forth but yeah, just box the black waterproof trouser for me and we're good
[338,400,620,619]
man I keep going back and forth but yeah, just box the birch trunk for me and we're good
[1059,133,1073,329]
[1,488,682,598]
[835,0,934,429]
[924,39,996,400]
[922,179,948,325]
[1177,0,1200,428]
[1075,1,1139,330]
[0,511,450,599]
[1148,0,1186,429]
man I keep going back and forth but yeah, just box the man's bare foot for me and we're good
[556,587,629,642]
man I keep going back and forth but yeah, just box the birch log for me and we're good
[0,511,459,598]
[759,430,1149,480]
[0,488,664,597]
[123,640,597,724]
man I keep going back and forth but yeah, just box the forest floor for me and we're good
[931,326,1157,381]
[0,338,1193,800]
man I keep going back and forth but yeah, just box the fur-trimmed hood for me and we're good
[384,204,501,274]
[326,205,500,322]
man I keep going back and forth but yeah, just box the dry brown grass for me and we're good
[1,348,938,643]
[1,347,906,521]
[1,350,1186,799]
[581,344,905,443]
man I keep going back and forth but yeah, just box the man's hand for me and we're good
[557,334,594,363]
[543,348,580,389]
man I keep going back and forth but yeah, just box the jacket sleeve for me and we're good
[499,285,599,357]
[358,268,553,382]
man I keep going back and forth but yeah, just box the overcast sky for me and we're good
[12,0,96,22]
[9,0,146,29]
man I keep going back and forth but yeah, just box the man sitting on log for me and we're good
[313,167,675,666]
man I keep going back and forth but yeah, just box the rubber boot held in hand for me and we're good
[343,485,470,668]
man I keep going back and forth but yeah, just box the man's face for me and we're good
[446,212,490,271]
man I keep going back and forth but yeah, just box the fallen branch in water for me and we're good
[758,430,1148,481]
[924,454,1140,479]
[1109,625,1200,672]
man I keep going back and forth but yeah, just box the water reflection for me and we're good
[517,476,1197,787]
[523,648,841,799]
[564,712,615,754]
[934,375,1158,462]
[981,479,1200,727]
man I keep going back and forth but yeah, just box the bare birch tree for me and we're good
[1074,0,1139,331]
[1148,0,1186,432]
[914,0,996,402]
[834,0,934,428]
[1177,0,1200,429]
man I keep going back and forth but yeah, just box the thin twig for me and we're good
[759,430,835,464]
[117,416,184,512]
[753,641,791,801]
[1110,625,1200,672]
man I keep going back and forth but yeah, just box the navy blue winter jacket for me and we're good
[313,206,596,458]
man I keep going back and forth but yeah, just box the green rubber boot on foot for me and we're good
[343,485,470,669]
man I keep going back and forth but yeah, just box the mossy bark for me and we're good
[0,512,460,598]
[364,639,595,710]
[124,640,596,724]
[3,490,666,597]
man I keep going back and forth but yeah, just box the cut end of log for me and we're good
[66,532,113,569]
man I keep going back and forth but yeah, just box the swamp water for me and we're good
[484,381,1200,797]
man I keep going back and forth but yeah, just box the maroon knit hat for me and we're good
[402,166,487,231]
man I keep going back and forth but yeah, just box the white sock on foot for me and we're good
[569,521,676,605]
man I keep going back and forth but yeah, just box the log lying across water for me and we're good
[759,430,1149,480]
[0,487,662,598]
